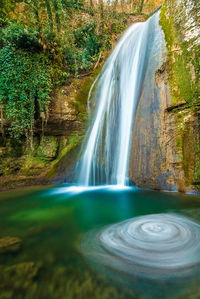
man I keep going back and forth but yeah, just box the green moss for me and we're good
[175,111,186,164]
[194,126,200,187]
[160,1,200,107]
[182,117,197,186]
[36,136,59,161]
[173,53,194,102]
[176,134,182,149]
[70,66,102,119]
[194,155,200,187]
[160,2,176,104]
[159,4,174,49]
[192,44,200,85]
[57,135,83,162]
[18,137,59,176]
[21,157,45,176]
[47,134,84,178]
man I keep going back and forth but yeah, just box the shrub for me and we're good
[2,23,42,51]
[62,23,103,73]
[62,0,84,9]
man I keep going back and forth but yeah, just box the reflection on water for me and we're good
[0,185,200,299]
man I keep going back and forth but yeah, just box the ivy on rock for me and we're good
[0,44,51,139]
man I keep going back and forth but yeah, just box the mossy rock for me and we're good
[0,236,21,254]
[160,0,200,106]
[5,262,40,280]
[47,134,84,179]
[36,136,59,161]
[0,262,40,299]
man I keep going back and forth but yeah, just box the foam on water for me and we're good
[53,184,135,196]
[82,213,200,279]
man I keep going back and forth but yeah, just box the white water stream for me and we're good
[78,12,162,186]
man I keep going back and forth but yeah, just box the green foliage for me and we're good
[61,22,110,76]
[62,0,84,10]
[72,23,103,71]
[2,23,42,51]
[0,0,127,140]
[0,45,51,138]
[0,17,9,28]
[0,0,15,18]
[74,23,101,54]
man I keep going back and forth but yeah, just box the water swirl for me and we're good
[82,214,200,279]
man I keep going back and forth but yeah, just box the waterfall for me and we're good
[77,12,163,186]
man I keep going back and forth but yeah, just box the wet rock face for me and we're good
[0,65,101,189]
[0,236,21,254]
[130,60,199,192]
[129,0,200,193]
[129,15,174,191]
[173,0,200,46]
[129,59,175,191]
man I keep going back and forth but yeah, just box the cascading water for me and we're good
[77,12,163,186]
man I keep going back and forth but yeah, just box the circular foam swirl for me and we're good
[82,213,200,279]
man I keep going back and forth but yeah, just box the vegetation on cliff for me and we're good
[160,0,200,191]
[0,0,127,140]
[160,0,200,108]
[0,0,163,141]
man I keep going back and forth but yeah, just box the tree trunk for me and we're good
[99,0,104,33]
[138,0,144,13]
[45,0,53,32]
[33,0,41,33]
[53,0,61,33]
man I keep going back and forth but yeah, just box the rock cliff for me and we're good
[129,0,200,193]
[0,69,99,190]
